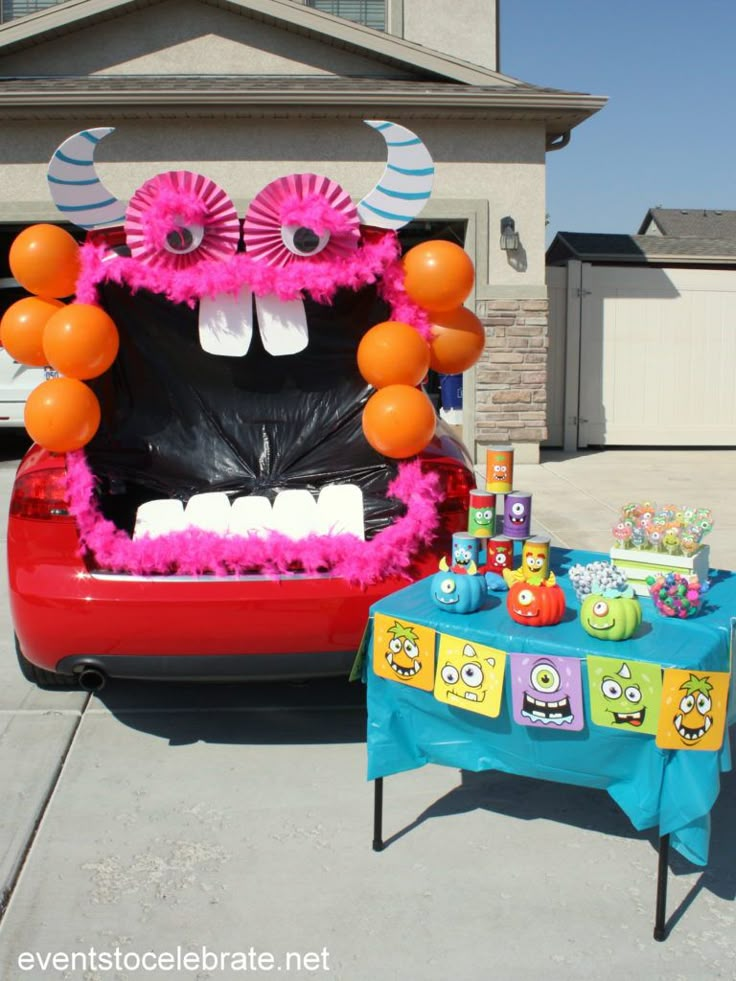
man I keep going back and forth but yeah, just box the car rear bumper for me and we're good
[9,517,434,676]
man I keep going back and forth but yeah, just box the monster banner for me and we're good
[372,629,729,750]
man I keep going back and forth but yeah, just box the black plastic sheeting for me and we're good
[84,282,406,537]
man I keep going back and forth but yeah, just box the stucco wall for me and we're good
[399,0,497,71]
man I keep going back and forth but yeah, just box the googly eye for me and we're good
[517,589,534,606]
[164,221,205,255]
[602,678,622,700]
[531,662,560,693]
[680,694,695,713]
[440,579,456,594]
[593,601,609,617]
[511,502,524,516]
[696,693,712,714]
[461,663,484,688]
[404,639,418,658]
[281,224,330,257]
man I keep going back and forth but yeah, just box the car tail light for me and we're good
[420,458,474,521]
[9,466,72,520]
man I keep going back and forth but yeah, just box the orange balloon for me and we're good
[362,385,436,459]
[43,303,119,380]
[9,224,80,299]
[429,306,486,374]
[0,296,64,366]
[357,320,430,389]
[24,377,101,453]
[402,240,474,312]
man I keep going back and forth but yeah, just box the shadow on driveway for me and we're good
[91,675,367,747]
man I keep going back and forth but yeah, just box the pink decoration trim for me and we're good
[76,230,403,309]
[64,452,443,586]
[377,257,433,340]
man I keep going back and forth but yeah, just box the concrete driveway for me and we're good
[0,437,735,981]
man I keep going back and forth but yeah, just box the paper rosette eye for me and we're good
[243,173,360,268]
[125,171,240,269]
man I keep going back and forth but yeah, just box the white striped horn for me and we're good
[47,128,126,230]
[357,120,435,230]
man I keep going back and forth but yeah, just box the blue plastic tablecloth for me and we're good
[365,548,736,865]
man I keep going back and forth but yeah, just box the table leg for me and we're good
[653,833,669,941]
[372,777,384,852]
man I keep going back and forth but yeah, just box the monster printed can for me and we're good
[485,445,514,494]
[503,490,532,540]
[521,535,551,582]
[452,532,481,571]
[486,535,513,574]
[468,489,496,538]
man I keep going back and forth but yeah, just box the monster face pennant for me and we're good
[372,614,436,691]
[656,669,730,751]
[509,653,584,729]
[587,657,662,735]
[433,635,506,718]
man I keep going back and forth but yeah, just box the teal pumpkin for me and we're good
[431,564,486,614]
[580,587,642,641]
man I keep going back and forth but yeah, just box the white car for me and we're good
[0,277,46,426]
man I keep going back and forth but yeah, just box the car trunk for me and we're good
[83,280,406,541]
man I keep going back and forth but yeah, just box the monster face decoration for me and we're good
[468,490,495,538]
[656,669,730,751]
[451,532,481,572]
[8,121,485,586]
[431,558,487,615]
[372,614,436,690]
[433,636,506,718]
[588,657,662,735]
[510,653,584,729]
[502,491,532,540]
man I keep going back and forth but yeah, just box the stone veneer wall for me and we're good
[474,298,549,460]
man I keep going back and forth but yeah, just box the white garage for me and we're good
[546,226,736,450]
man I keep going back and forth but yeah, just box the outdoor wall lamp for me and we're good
[500,215,519,251]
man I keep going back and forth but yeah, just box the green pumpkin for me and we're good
[580,585,641,641]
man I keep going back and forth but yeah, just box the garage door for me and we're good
[554,264,736,447]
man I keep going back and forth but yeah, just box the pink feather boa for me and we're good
[64,452,443,585]
[75,229,434,339]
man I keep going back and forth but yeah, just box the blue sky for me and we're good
[501,1,736,242]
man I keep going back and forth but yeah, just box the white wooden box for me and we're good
[610,546,710,596]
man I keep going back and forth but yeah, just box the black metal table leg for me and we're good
[372,777,384,851]
[653,833,670,941]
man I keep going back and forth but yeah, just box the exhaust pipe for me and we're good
[77,666,107,692]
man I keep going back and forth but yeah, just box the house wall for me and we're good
[398,0,497,71]
[0,0,405,76]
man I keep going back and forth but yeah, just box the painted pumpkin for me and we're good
[431,559,486,614]
[581,586,642,641]
[507,580,565,627]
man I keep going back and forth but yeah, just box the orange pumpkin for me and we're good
[507,580,565,627]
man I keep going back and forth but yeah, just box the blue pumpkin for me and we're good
[431,559,486,614]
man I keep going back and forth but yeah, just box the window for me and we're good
[0,0,67,23]
[306,1,385,31]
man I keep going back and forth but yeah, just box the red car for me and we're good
[9,433,472,690]
[8,125,476,689]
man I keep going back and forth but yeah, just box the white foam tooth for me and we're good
[317,483,365,539]
[199,288,254,357]
[184,492,232,534]
[230,495,273,537]
[133,499,185,539]
[271,489,321,539]
[255,293,308,356]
